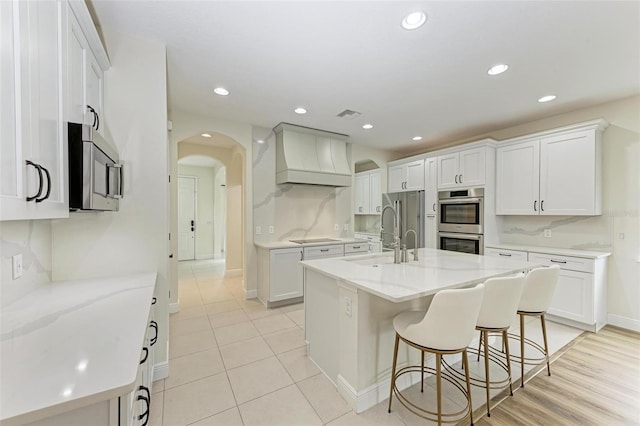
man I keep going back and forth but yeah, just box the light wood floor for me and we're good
[475,325,640,425]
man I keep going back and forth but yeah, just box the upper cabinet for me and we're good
[354,169,381,215]
[388,159,424,192]
[0,0,109,221]
[437,147,486,189]
[424,157,438,216]
[496,120,608,216]
[1,0,67,220]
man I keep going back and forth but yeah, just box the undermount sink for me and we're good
[347,256,396,266]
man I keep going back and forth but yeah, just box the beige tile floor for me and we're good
[150,259,582,426]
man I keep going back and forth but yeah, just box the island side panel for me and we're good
[305,268,340,384]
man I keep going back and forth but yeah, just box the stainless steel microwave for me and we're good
[68,122,123,211]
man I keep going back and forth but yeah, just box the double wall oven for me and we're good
[437,188,484,255]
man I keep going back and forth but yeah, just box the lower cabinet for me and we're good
[484,247,528,262]
[257,247,304,308]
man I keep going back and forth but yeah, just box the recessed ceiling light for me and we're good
[412,136,423,141]
[256,139,265,144]
[294,107,307,114]
[402,11,427,30]
[538,95,557,103]
[487,64,509,76]
[362,124,374,130]
[201,133,212,138]
[213,87,229,96]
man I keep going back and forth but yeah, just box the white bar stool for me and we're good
[473,274,525,417]
[388,284,485,425]
[516,265,560,386]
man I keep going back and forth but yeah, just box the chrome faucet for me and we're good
[403,229,419,261]
[380,204,401,264]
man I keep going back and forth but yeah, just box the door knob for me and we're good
[191,227,195,231]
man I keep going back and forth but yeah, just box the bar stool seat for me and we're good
[388,284,485,425]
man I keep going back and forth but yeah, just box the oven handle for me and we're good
[438,198,482,205]
[438,232,482,240]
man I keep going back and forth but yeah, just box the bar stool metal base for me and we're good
[510,311,551,387]
[388,333,474,425]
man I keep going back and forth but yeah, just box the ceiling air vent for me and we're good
[336,109,362,120]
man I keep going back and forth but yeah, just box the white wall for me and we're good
[214,167,227,256]
[177,164,220,259]
[51,29,170,367]
[0,220,52,307]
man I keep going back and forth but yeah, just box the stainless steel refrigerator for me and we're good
[380,191,425,250]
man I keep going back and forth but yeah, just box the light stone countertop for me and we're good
[301,248,541,303]
[485,243,611,259]
[0,272,157,425]
[255,237,368,249]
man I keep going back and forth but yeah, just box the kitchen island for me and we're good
[301,248,540,413]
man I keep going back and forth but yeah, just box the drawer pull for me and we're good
[320,249,329,252]
[550,259,567,264]
[499,253,512,257]
[352,246,361,249]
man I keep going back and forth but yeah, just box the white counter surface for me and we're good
[255,237,367,249]
[0,272,157,425]
[301,248,540,303]
[485,243,611,259]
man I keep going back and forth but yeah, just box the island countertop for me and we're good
[1,273,157,425]
[301,248,541,303]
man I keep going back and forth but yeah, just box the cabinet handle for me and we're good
[432,203,436,212]
[300,251,303,261]
[459,174,463,183]
[499,253,512,257]
[152,297,157,305]
[149,321,158,346]
[140,347,148,365]
[550,259,567,264]
[35,166,51,203]
[541,200,544,211]
[454,175,458,184]
[137,385,150,426]
[534,200,537,212]
[320,249,329,252]
[87,105,99,131]
[25,161,43,202]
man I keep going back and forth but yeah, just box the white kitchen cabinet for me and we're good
[425,215,437,249]
[257,247,304,307]
[1,0,68,221]
[496,120,607,216]
[528,252,606,330]
[388,159,424,192]
[437,147,486,189]
[344,242,369,256]
[424,156,438,216]
[66,2,104,134]
[484,247,529,262]
[354,170,382,214]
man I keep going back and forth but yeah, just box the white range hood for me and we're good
[274,123,352,187]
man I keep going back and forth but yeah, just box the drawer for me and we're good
[303,244,345,259]
[484,247,528,261]
[528,252,594,273]
[345,242,368,254]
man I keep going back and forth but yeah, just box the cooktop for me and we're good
[289,238,340,244]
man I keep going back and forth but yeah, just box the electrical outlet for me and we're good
[268,226,274,234]
[12,254,23,279]
[544,229,552,238]
[334,224,339,231]
[344,297,352,317]
[255,226,262,235]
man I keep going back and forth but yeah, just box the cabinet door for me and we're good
[369,171,381,213]
[66,4,87,125]
[354,173,370,214]
[270,248,303,302]
[437,153,459,189]
[405,160,425,190]
[496,140,540,215]
[425,215,438,249]
[548,269,594,325]
[424,157,437,216]
[85,52,104,132]
[458,147,485,187]
[0,0,22,218]
[540,130,598,215]
[387,164,404,192]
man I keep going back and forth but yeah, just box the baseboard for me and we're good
[336,370,422,413]
[169,301,180,314]
[607,314,640,332]
[224,269,242,277]
[153,361,169,381]
[245,288,258,299]
[195,253,215,260]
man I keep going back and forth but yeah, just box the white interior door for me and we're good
[178,176,196,261]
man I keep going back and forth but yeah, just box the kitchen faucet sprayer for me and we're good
[381,203,401,264]
[404,229,418,261]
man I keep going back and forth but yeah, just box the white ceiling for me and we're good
[90,1,640,154]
